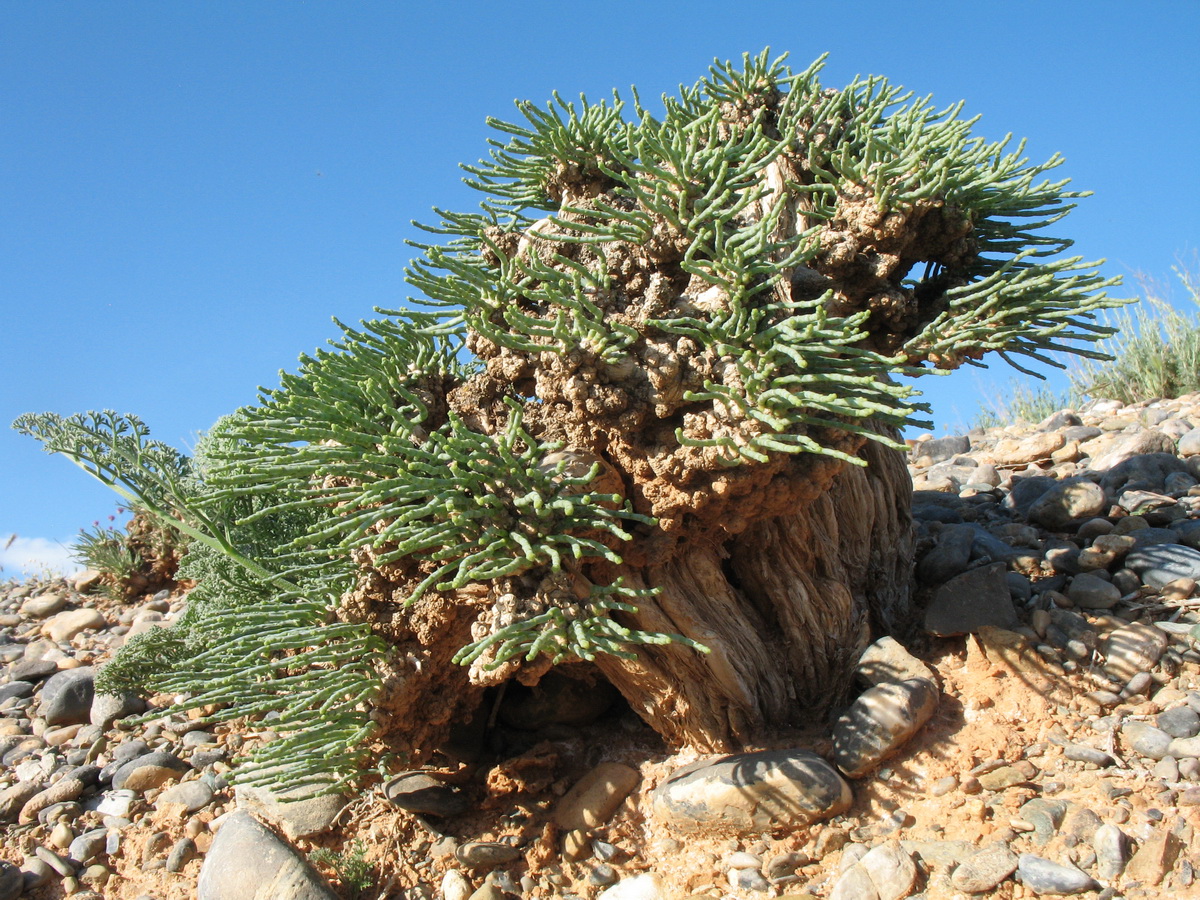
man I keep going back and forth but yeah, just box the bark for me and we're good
[595,435,915,752]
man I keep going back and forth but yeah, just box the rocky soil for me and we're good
[5,394,1200,899]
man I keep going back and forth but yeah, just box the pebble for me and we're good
[1016,854,1098,894]
[552,762,641,831]
[951,843,1019,893]
[1093,823,1130,879]
[831,678,939,777]
[382,771,467,817]
[454,841,521,869]
[196,810,338,899]
[38,667,96,726]
[157,779,214,813]
[0,861,21,900]
[651,749,851,833]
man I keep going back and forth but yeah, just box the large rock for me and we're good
[1126,543,1200,588]
[651,749,850,833]
[39,667,96,726]
[1102,622,1169,682]
[1027,480,1107,530]
[924,563,1018,636]
[111,751,189,790]
[42,608,106,642]
[832,678,939,778]
[197,811,338,900]
[1091,434,1177,473]
[855,637,935,687]
[234,784,347,841]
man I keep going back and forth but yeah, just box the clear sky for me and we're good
[2,1,1198,575]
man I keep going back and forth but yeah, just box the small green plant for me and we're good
[72,520,143,597]
[310,841,373,897]
[1071,263,1200,404]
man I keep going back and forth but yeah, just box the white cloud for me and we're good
[0,535,82,579]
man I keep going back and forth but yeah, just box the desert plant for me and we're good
[73,521,142,586]
[310,841,374,897]
[1071,263,1200,404]
[972,380,1072,430]
[16,51,1125,792]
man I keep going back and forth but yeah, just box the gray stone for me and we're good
[1063,744,1113,767]
[0,860,21,900]
[951,843,1019,893]
[1094,441,1181,480]
[857,841,917,900]
[1093,823,1130,879]
[917,524,975,587]
[1065,572,1121,609]
[158,779,214,813]
[454,841,520,869]
[1168,735,1200,758]
[20,593,67,618]
[1028,480,1108,530]
[112,752,188,791]
[651,749,851,833]
[1158,705,1200,738]
[234,784,347,841]
[67,827,108,865]
[829,864,879,900]
[1178,429,1200,457]
[8,658,58,682]
[1005,476,1060,516]
[89,691,145,728]
[1103,622,1169,681]
[0,681,33,702]
[197,810,338,900]
[166,837,195,873]
[1016,854,1097,894]
[924,563,1018,636]
[0,781,42,824]
[832,678,939,778]
[855,636,936,687]
[913,435,971,465]
[1126,543,1200,588]
[1122,722,1173,760]
[1018,799,1067,846]
[1129,526,1182,548]
[383,772,465,817]
[39,667,96,726]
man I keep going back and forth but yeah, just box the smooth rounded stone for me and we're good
[197,810,338,900]
[1154,756,1181,781]
[916,524,975,587]
[977,762,1037,791]
[0,681,34,703]
[652,748,850,834]
[832,678,938,778]
[1016,854,1097,895]
[855,842,917,900]
[0,781,44,824]
[157,779,214,813]
[8,658,58,683]
[728,867,769,891]
[166,836,196,873]
[454,841,520,869]
[1103,622,1169,682]
[113,751,189,791]
[19,767,94,824]
[1158,705,1200,738]
[34,844,75,876]
[1098,445,1186,489]
[39,667,96,727]
[1126,543,1200,588]
[68,827,108,864]
[1170,518,1200,549]
[1065,573,1121,609]
[441,870,473,900]
[924,563,1019,636]
[4,737,48,769]
[951,843,1019,893]
[1122,722,1173,760]
[382,772,467,817]
[181,730,217,749]
[467,885,506,900]
[1093,823,1129,879]
[912,435,971,465]
[1168,735,1200,758]
[1018,799,1067,846]
[20,593,67,618]
[553,762,641,831]
[0,860,21,900]
[597,873,663,900]
[829,863,878,900]
[234,783,347,841]
[21,857,53,890]
[1028,479,1108,530]
[994,432,1066,466]
[42,608,106,642]
[855,636,936,687]
[89,691,145,728]
[1063,744,1114,767]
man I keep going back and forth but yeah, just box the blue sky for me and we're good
[2,1,1198,575]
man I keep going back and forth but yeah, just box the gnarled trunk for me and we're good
[596,434,915,751]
